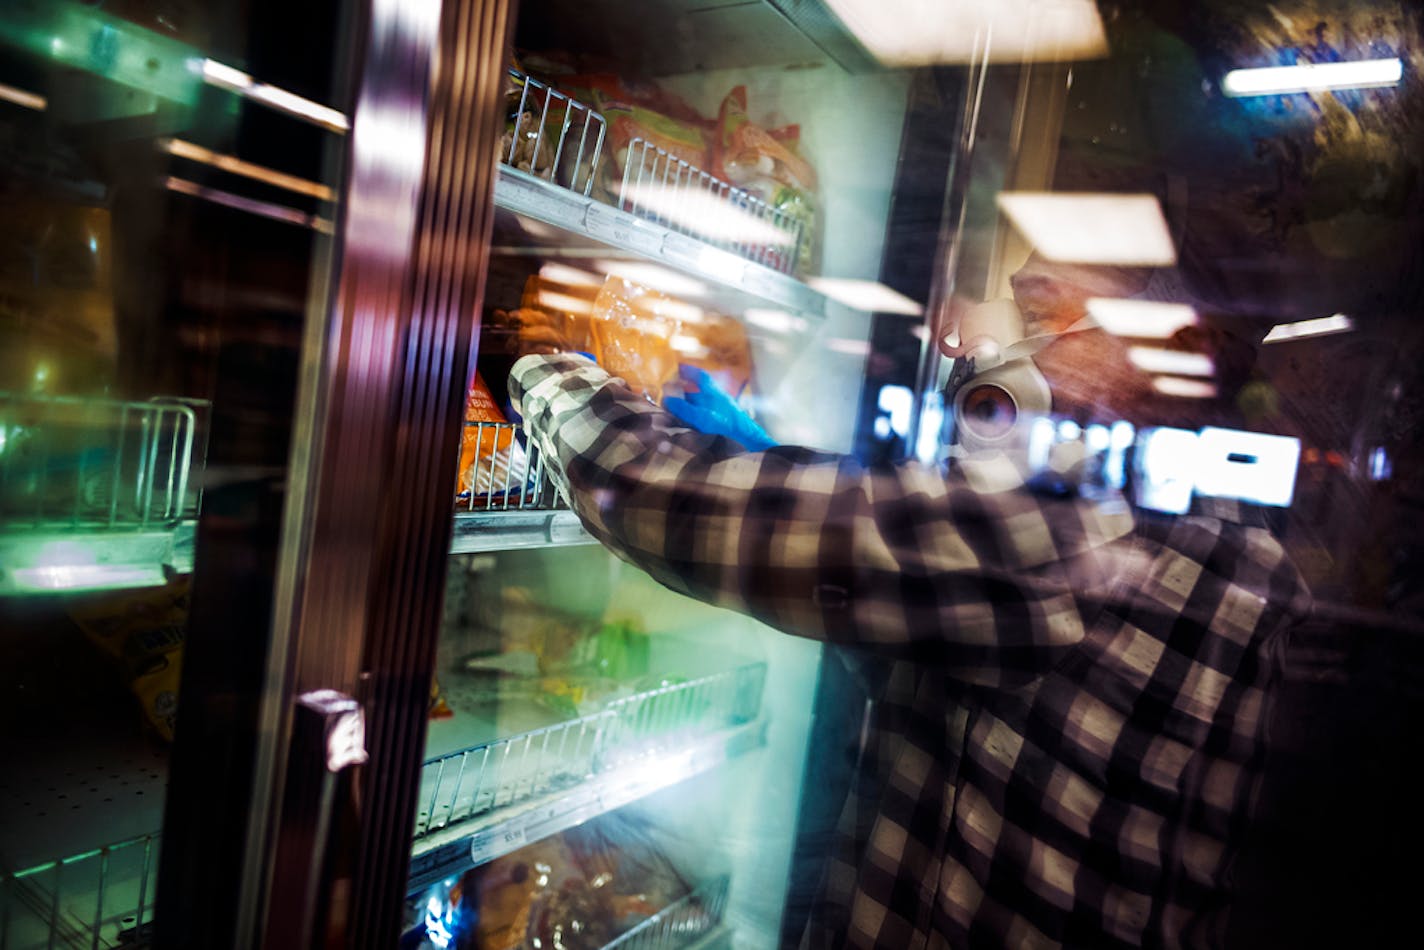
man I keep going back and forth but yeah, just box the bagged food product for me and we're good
[432,819,693,949]
[518,272,600,354]
[565,817,693,933]
[456,372,529,500]
[603,101,710,203]
[590,277,685,401]
[675,311,754,399]
[68,575,190,741]
[711,86,819,275]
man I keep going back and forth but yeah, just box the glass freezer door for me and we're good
[394,1,1423,949]
[0,1,353,946]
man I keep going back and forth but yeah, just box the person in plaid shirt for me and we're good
[505,265,1312,947]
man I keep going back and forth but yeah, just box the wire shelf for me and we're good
[617,138,803,275]
[602,874,729,950]
[499,69,803,276]
[1,832,159,950]
[0,394,203,532]
[502,70,606,196]
[456,421,563,513]
[413,664,767,840]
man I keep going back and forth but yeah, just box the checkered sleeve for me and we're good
[510,354,1137,687]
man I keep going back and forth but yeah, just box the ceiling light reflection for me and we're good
[998,193,1177,266]
[1222,58,1403,98]
[1151,376,1218,399]
[1086,298,1197,338]
[808,279,924,316]
[0,82,46,111]
[593,261,709,299]
[1262,313,1354,343]
[823,0,1107,65]
[199,58,350,133]
[1129,347,1214,377]
[161,139,334,200]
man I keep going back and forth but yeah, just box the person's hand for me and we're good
[663,365,776,451]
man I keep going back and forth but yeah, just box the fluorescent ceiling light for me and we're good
[652,299,706,325]
[1129,346,1214,377]
[1262,313,1354,343]
[823,0,1107,65]
[744,309,807,334]
[825,338,872,356]
[670,333,710,357]
[1151,376,1218,399]
[620,183,792,250]
[808,278,924,316]
[199,58,350,132]
[998,193,1177,266]
[536,290,594,315]
[0,82,46,111]
[594,261,709,299]
[1222,58,1403,98]
[539,263,603,287]
[161,139,334,200]
[1086,298,1197,338]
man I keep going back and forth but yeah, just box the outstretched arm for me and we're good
[510,353,1135,687]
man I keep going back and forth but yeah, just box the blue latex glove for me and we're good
[664,365,777,451]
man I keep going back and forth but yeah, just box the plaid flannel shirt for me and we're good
[509,354,1312,949]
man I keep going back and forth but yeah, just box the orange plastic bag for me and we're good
[456,373,522,498]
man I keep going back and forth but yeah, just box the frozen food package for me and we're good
[674,310,754,399]
[422,817,695,949]
[456,372,530,500]
[447,833,611,950]
[67,575,190,741]
[711,86,819,275]
[589,277,684,401]
[519,272,600,354]
[589,95,706,205]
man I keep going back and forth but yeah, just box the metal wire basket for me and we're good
[499,70,804,276]
[502,69,606,195]
[617,138,804,275]
[455,421,562,512]
[0,831,159,950]
[0,394,203,530]
[414,663,767,840]
[601,874,730,950]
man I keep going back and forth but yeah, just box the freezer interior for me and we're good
[404,3,927,945]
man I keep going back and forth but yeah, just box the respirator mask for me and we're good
[940,299,1095,487]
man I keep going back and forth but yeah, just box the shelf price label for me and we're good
[586,204,663,256]
[469,824,526,866]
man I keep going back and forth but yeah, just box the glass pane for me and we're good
[409,1,1420,948]
[0,1,350,945]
